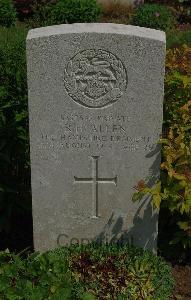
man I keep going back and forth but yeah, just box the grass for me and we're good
[0,25,28,47]
[167,29,191,49]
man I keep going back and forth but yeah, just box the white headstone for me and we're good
[27,23,166,252]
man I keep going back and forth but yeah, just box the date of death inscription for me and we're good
[37,114,160,152]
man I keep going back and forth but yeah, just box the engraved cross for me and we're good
[74,156,117,218]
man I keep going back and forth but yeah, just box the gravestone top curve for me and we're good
[27,23,165,42]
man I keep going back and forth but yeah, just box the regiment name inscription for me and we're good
[39,113,158,152]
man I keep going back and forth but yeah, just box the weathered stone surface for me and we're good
[27,23,166,252]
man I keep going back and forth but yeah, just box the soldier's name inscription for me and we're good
[38,113,158,152]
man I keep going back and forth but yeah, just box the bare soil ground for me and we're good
[171,265,191,300]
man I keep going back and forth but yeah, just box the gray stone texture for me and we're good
[27,23,166,252]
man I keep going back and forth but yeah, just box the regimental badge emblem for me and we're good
[64,49,127,108]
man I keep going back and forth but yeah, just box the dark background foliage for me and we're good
[132,3,177,31]
[145,0,191,24]
[0,0,17,27]
[14,0,34,20]
[32,0,101,27]
[0,27,32,251]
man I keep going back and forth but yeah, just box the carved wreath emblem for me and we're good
[64,49,127,108]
